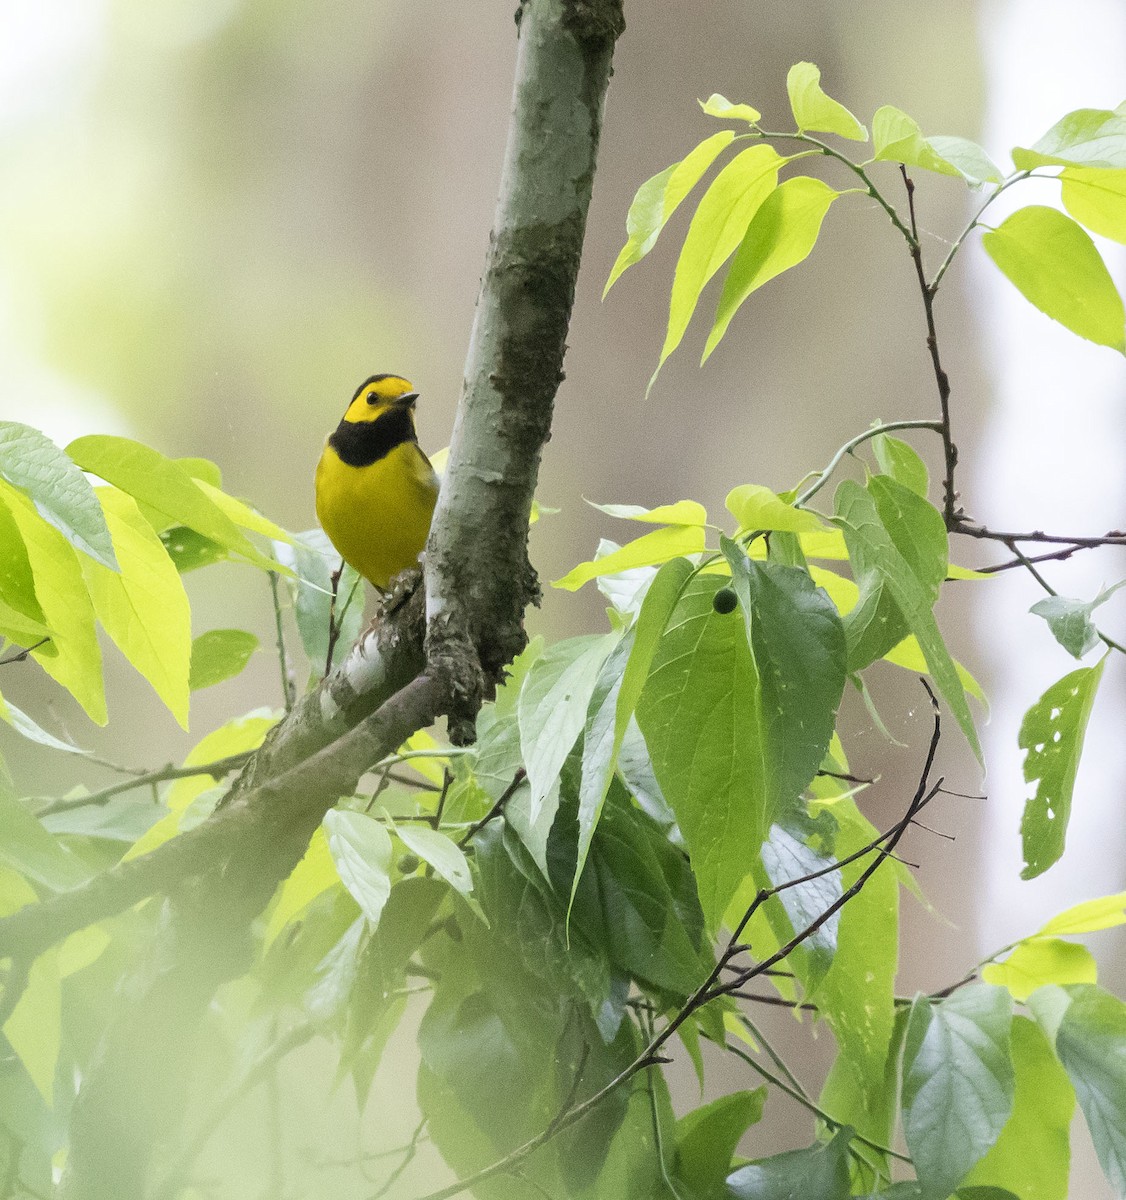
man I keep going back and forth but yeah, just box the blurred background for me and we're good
[0,0,1124,1194]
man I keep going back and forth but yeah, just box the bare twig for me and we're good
[268,571,296,713]
[368,1119,428,1200]
[34,753,254,818]
[459,769,526,847]
[0,637,50,666]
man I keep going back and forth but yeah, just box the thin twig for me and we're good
[34,752,254,818]
[152,1022,317,1200]
[459,769,526,847]
[368,1118,428,1200]
[900,166,959,527]
[0,637,50,666]
[268,571,296,713]
[953,521,1126,549]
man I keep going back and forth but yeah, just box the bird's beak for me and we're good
[395,391,420,408]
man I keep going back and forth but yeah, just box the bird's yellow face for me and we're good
[341,375,419,425]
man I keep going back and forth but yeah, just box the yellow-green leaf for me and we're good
[699,94,761,124]
[1013,108,1126,171]
[872,106,962,177]
[1061,166,1126,243]
[786,63,866,141]
[124,712,275,860]
[189,629,259,691]
[653,145,784,385]
[1040,891,1126,937]
[586,499,709,526]
[0,480,105,723]
[553,525,707,591]
[193,478,296,547]
[81,488,192,727]
[605,131,736,295]
[726,484,826,534]
[264,827,338,948]
[4,950,60,1105]
[704,176,838,360]
[883,634,988,706]
[982,206,1126,351]
[983,938,1097,1002]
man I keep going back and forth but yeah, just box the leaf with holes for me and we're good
[1030,580,1125,659]
[1019,659,1106,879]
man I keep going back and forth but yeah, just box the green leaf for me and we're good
[963,1017,1074,1200]
[1041,890,1126,936]
[654,144,785,383]
[604,130,736,295]
[159,526,228,573]
[1055,985,1126,1197]
[983,938,1097,1002]
[704,175,838,360]
[722,542,847,826]
[636,575,763,928]
[675,1089,766,1194]
[0,783,91,891]
[872,106,963,177]
[276,528,364,676]
[699,93,761,124]
[814,794,900,1148]
[264,827,338,948]
[726,483,826,534]
[1030,580,1125,659]
[1062,167,1126,242]
[759,822,841,991]
[786,62,867,140]
[80,488,192,727]
[0,422,117,570]
[552,524,706,590]
[586,498,709,526]
[1013,108,1126,170]
[926,136,1004,186]
[188,629,259,690]
[0,700,89,756]
[323,810,393,928]
[902,986,1015,1200]
[1019,659,1106,879]
[982,206,1126,351]
[0,481,105,722]
[66,435,274,568]
[834,479,980,759]
[518,634,616,822]
[575,629,636,904]
[394,824,474,899]
[837,475,946,672]
[726,1128,852,1200]
[3,950,60,1106]
[872,433,929,499]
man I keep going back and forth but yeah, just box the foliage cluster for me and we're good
[0,61,1124,1200]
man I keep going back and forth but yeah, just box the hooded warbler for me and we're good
[315,374,439,590]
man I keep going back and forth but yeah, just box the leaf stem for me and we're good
[793,419,943,509]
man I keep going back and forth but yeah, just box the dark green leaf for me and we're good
[0,422,117,570]
[159,526,228,573]
[0,783,92,891]
[1019,660,1106,879]
[726,1128,852,1200]
[1055,984,1126,1197]
[834,479,979,759]
[188,629,258,690]
[902,986,1015,1200]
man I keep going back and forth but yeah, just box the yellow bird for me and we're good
[315,374,439,590]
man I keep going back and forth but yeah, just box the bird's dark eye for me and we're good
[366,393,378,405]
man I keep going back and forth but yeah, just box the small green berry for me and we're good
[397,853,421,875]
[713,587,739,615]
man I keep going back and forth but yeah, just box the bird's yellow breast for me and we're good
[315,437,438,591]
